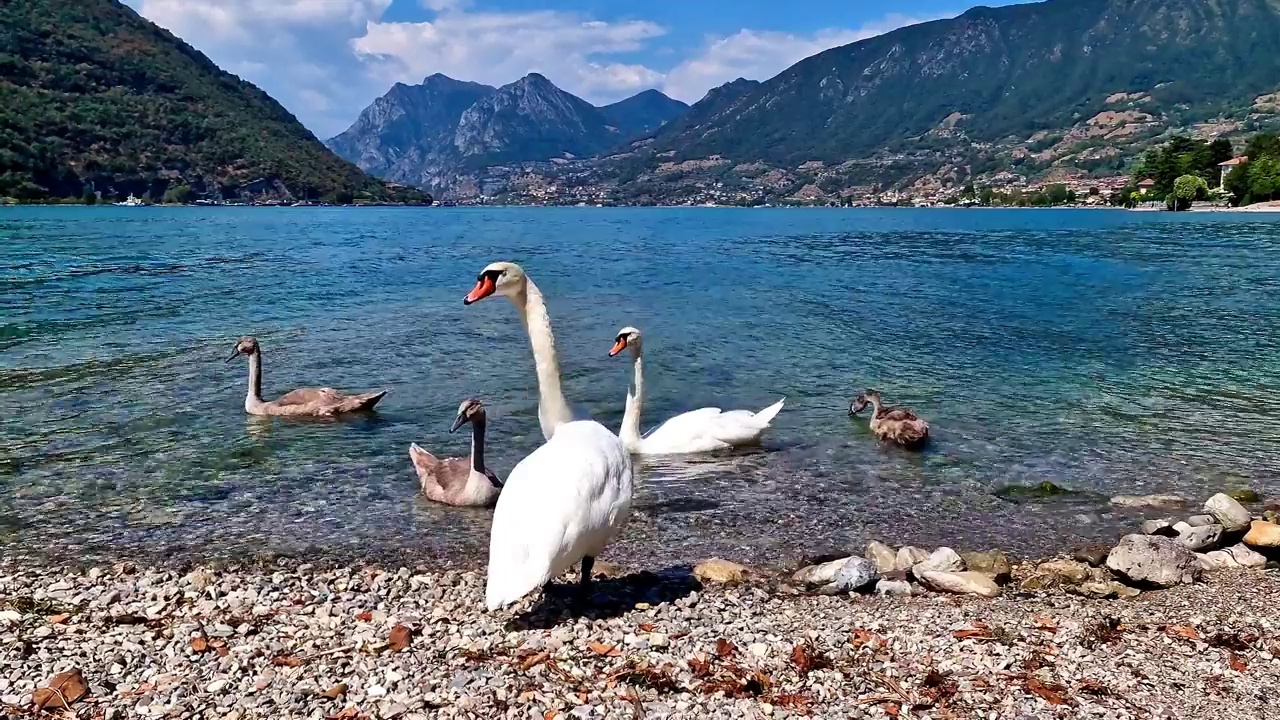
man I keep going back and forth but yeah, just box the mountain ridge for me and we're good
[644,0,1280,165]
[326,73,687,196]
[0,0,424,203]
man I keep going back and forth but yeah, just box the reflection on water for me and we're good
[2,206,1279,568]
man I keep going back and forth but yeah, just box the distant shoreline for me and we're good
[6,200,1280,212]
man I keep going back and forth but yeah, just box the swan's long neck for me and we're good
[510,279,572,440]
[469,415,487,473]
[619,341,644,450]
[867,396,883,420]
[245,352,264,409]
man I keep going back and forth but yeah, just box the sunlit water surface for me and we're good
[3,207,1279,569]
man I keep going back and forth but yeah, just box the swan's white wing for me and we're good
[641,407,722,439]
[485,421,632,610]
[639,399,785,455]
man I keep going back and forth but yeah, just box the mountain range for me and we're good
[325,74,688,194]
[331,0,1280,204]
[0,0,424,203]
[643,0,1280,165]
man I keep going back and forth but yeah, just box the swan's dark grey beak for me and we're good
[449,413,467,433]
[225,349,241,363]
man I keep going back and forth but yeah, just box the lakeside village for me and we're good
[478,133,1280,210]
[9,134,1280,211]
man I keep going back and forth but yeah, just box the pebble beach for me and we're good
[4,488,1280,720]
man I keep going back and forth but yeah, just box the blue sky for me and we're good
[126,0,1029,139]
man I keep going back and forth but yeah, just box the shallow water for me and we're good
[3,206,1279,568]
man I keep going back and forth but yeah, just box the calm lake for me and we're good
[3,206,1279,568]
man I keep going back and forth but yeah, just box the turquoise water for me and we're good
[3,206,1279,568]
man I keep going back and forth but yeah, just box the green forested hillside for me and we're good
[0,0,425,203]
[647,0,1280,165]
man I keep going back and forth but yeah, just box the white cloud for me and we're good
[130,0,393,138]
[353,10,666,106]
[124,1,947,139]
[421,0,470,12]
[661,14,945,103]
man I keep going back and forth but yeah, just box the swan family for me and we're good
[226,261,928,611]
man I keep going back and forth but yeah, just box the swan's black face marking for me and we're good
[608,333,629,357]
[464,269,503,305]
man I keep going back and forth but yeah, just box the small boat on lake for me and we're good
[114,194,145,207]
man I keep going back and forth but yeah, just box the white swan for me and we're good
[463,262,573,441]
[464,262,634,610]
[608,326,785,455]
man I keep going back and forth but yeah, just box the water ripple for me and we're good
[1,206,1279,568]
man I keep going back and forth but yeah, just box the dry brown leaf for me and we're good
[1229,653,1248,672]
[518,652,549,671]
[587,642,620,657]
[688,653,713,678]
[790,643,831,676]
[543,711,558,720]
[1165,625,1201,642]
[952,627,995,641]
[327,706,360,720]
[190,637,209,653]
[48,614,70,625]
[1032,616,1058,633]
[322,683,348,699]
[1026,678,1069,705]
[32,669,89,710]
[714,638,737,658]
[355,611,372,622]
[637,623,656,632]
[885,703,900,717]
[271,655,304,667]
[850,629,882,648]
[214,645,229,657]
[388,625,413,652]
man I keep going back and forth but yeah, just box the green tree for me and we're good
[1249,157,1280,202]
[162,184,193,204]
[80,185,97,205]
[1172,174,1208,210]
[1045,183,1070,205]
[978,186,994,206]
[1208,138,1235,166]
[1244,133,1280,162]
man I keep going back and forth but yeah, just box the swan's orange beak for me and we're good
[608,336,627,357]
[463,275,495,305]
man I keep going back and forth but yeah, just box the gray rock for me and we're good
[1109,494,1187,510]
[1105,534,1200,587]
[960,551,1012,584]
[1186,514,1217,527]
[1037,558,1090,584]
[894,546,929,571]
[874,579,914,597]
[864,541,898,574]
[790,557,853,586]
[910,547,964,581]
[1196,550,1240,572]
[1140,518,1177,536]
[918,571,1001,598]
[829,557,879,592]
[1203,493,1251,532]
[1072,545,1109,567]
[1176,523,1222,552]
[1224,543,1267,569]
